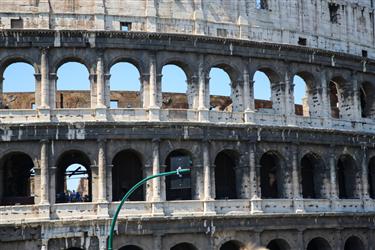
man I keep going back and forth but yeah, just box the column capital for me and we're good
[49,73,58,80]
[104,73,111,81]
[34,73,42,81]
[152,137,161,143]
[89,73,97,81]
[40,139,49,143]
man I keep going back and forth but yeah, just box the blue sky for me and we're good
[3,62,306,104]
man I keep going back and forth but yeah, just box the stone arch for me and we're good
[51,55,92,75]
[165,149,193,201]
[109,61,142,108]
[360,81,375,118]
[112,149,144,201]
[369,156,375,199]
[107,57,146,76]
[301,152,327,198]
[337,154,359,199]
[293,71,316,117]
[344,236,365,250]
[170,242,197,250]
[266,239,291,250]
[329,76,347,119]
[306,237,331,250]
[55,150,92,203]
[219,240,246,250]
[161,63,189,109]
[260,151,286,198]
[0,55,39,77]
[159,58,194,79]
[0,152,35,205]
[119,245,143,250]
[214,149,239,199]
[252,66,281,84]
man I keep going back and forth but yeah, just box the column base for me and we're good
[38,204,51,220]
[149,107,160,121]
[198,108,209,122]
[244,110,255,124]
[203,200,216,215]
[151,201,164,216]
[95,108,107,121]
[37,108,51,122]
[97,201,109,218]
[250,197,263,214]
[293,198,304,213]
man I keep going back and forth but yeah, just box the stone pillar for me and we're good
[40,49,50,109]
[96,56,106,109]
[249,143,258,198]
[152,139,161,201]
[271,82,286,114]
[193,163,203,200]
[352,78,362,121]
[89,74,97,109]
[49,73,57,109]
[235,163,250,199]
[244,67,255,122]
[187,75,199,109]
[231,79,244,112]
[97,139,107,202]
[34,73,42,108]
[153,234,162,250]
[49,166,57,204]
[284,71,295,116]
[320,70,331,119]
[104,73,111,108]
[361,146,370,198]
[144,163,153,201]
[329,149,338,199]
[149,54,160,121]
[203,141,212,200]
[91,165,99,202]
[106,164,113,202]
[291,145,304,213]
[141,73,150,108]
[40,139,49,204]
[0,77,3,108]
[198,55,209,121]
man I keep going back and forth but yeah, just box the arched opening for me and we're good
[260,152,284,198]
[161,64,188,109]
[337,155,358,199]
[360,82,375,118]
[220,240,245,250]
[369,157,375,199]
[2,62,35,109]
[209,67,233,112]
[119,245,143,250]
[56,62,91,109]
[109,62,141,109]
[56,150,92,203]
[214,150,238,199]
[112,149,144,201]
[344,236,365,250]
[306,237,331,250]
[266,239,291,250]
[165,150,193,201]
[301,153,326,198]
[293,73,314,116]
[170,243,197,250]
[0,152,35,205]
[253,70,272,111]
[329,77,343,118]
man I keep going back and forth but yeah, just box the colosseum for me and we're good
[0,0,375,249]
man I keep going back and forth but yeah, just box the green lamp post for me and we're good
[107,168,191,250]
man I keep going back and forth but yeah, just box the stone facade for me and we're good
[0,1,375,250]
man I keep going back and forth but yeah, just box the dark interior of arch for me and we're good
[119,245,143,250]
[112,150,144,201]
[360,82,375,118]
[337,155,357,199]
[1,152,34,205]
[220,240,243,250]
[56,150,92,203]
[344,236,365,250]
[260,152,283,198]
[266,239,290,250]
[301,154,325,199]
[170,243,197,250]
[215,151,237,200]
[369,157,375,199]
[307,237,331,250]
[165,150,192,201]
[329,81,340,118]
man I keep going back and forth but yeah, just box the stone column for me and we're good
[97,139,107,202]
[40,139,49,204]
[141,73,150,108]
[40,49,50,109]
[152,139,161,201]
[149,54,160,121]
[235,163,250,199]
[106,164,113,202]
[249,143,258,198]
[104,74,111,108]
[49,73,57,109]
[96,56,106,108]
[352,78,362,121]
[197,55,209,121]
[284,71,295,116]
[271,82,286,115]
[153,234,162,250]
[187,75,199,109]
[203,141,212,200]
[329,149,338,199]
[89,74,97,109]
[0,77,3,108]
[291,145,304,213]
[34,73,42,108]
[243,67,255,122]
[144,163,153,201]
[361,146,370,198]
[320,70,331,119]
[49,166,57,204]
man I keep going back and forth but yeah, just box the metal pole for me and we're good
[107,168,191,250]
